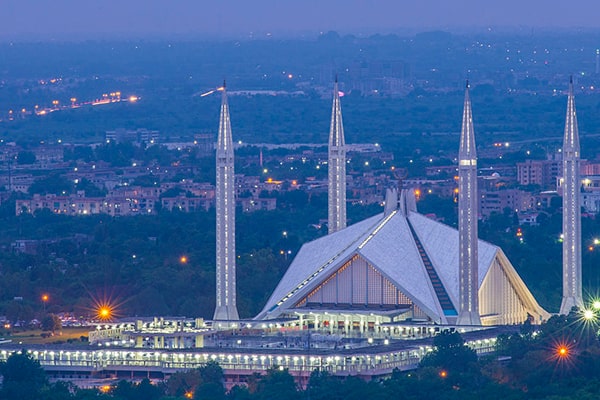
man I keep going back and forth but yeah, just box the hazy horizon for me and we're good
[1,0,600,41]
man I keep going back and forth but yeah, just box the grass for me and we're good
[5,327,90,345]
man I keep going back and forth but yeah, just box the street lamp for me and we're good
[41,294,49,313]
[557,345,568,358]
[583,309,596,321]
[97,305,113,321]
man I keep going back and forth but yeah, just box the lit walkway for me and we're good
[0,334,498,382]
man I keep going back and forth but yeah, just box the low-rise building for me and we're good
[479,189,533,218]
[238,197,277,212]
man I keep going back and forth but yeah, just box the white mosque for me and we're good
[250,81,575,329]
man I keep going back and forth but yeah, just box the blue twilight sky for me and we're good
[1,0,599,39]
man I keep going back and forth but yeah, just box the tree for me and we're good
[195,361,225,400]
[420,330,478,373]
[4,301,34,325]
[227,385,252,400]
[134,378,162,400]
[75,178,107,197]
[112,379,162,400]
[254,368,299,400]
[307,371,342,400]
[16,151,36,165]
[112,380,134,399]
[39,381,77,400]
[165,369,201,397]
[41,313,62,333]
[28,174,73,195]
[0,351,48,400]
[194,382,225,400]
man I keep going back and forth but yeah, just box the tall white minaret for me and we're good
[328,76,347,234]
[456,82,481,326]
[560,77,583,315]
[214,82,239,321]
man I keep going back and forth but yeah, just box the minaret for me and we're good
[456,82,481,326]
[560,77,583,315]
[328,76,347,234]
[214,82,239,321]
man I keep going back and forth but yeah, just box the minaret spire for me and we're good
[456,82,481,326]
[560,76,583,314]
[328,77,347,234]
[214,84,239,321]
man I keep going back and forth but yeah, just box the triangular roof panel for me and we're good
[358,212,443,321]
[258,213,383,318]
[408,212,497,300]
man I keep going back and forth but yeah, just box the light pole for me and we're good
[41,294,49,313]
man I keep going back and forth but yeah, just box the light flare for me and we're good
[86,289,126,322]
[199,89,216,97]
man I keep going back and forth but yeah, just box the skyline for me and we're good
[1,0,600,40]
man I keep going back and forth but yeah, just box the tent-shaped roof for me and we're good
[256,191,548,324]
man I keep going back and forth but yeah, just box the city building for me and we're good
[105,128,159,145]
[516,157,561,188]
[479,189,533,218]
[16,190,159,216]
[238,197,277,212]
[193,133,215,157]
[161,196,213,212]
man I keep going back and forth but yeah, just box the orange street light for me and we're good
[97,306,113,321]
[42,294,49,312]
[100,385,111,393]
[557,345,569,358]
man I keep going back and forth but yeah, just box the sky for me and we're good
[1,0,599,40]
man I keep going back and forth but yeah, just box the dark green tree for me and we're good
[40,381,77,400]
[133,378,162,400]
[41,313,62,333]
[165,369,201,397]
[28,174,73,195]
[16,150,36,165]
[226,385,252,400]
[420,331,478,372]
[419,330,484,393]
[254,368,299,400]
[0,351,48,400]
[307,370,340,400]
[195,361,225,400]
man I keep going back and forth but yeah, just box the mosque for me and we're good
[252,82,552,329]
[255,188,549,327]
[86,78,583,358]
[14,79,585,386]
[212,78,584,330]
